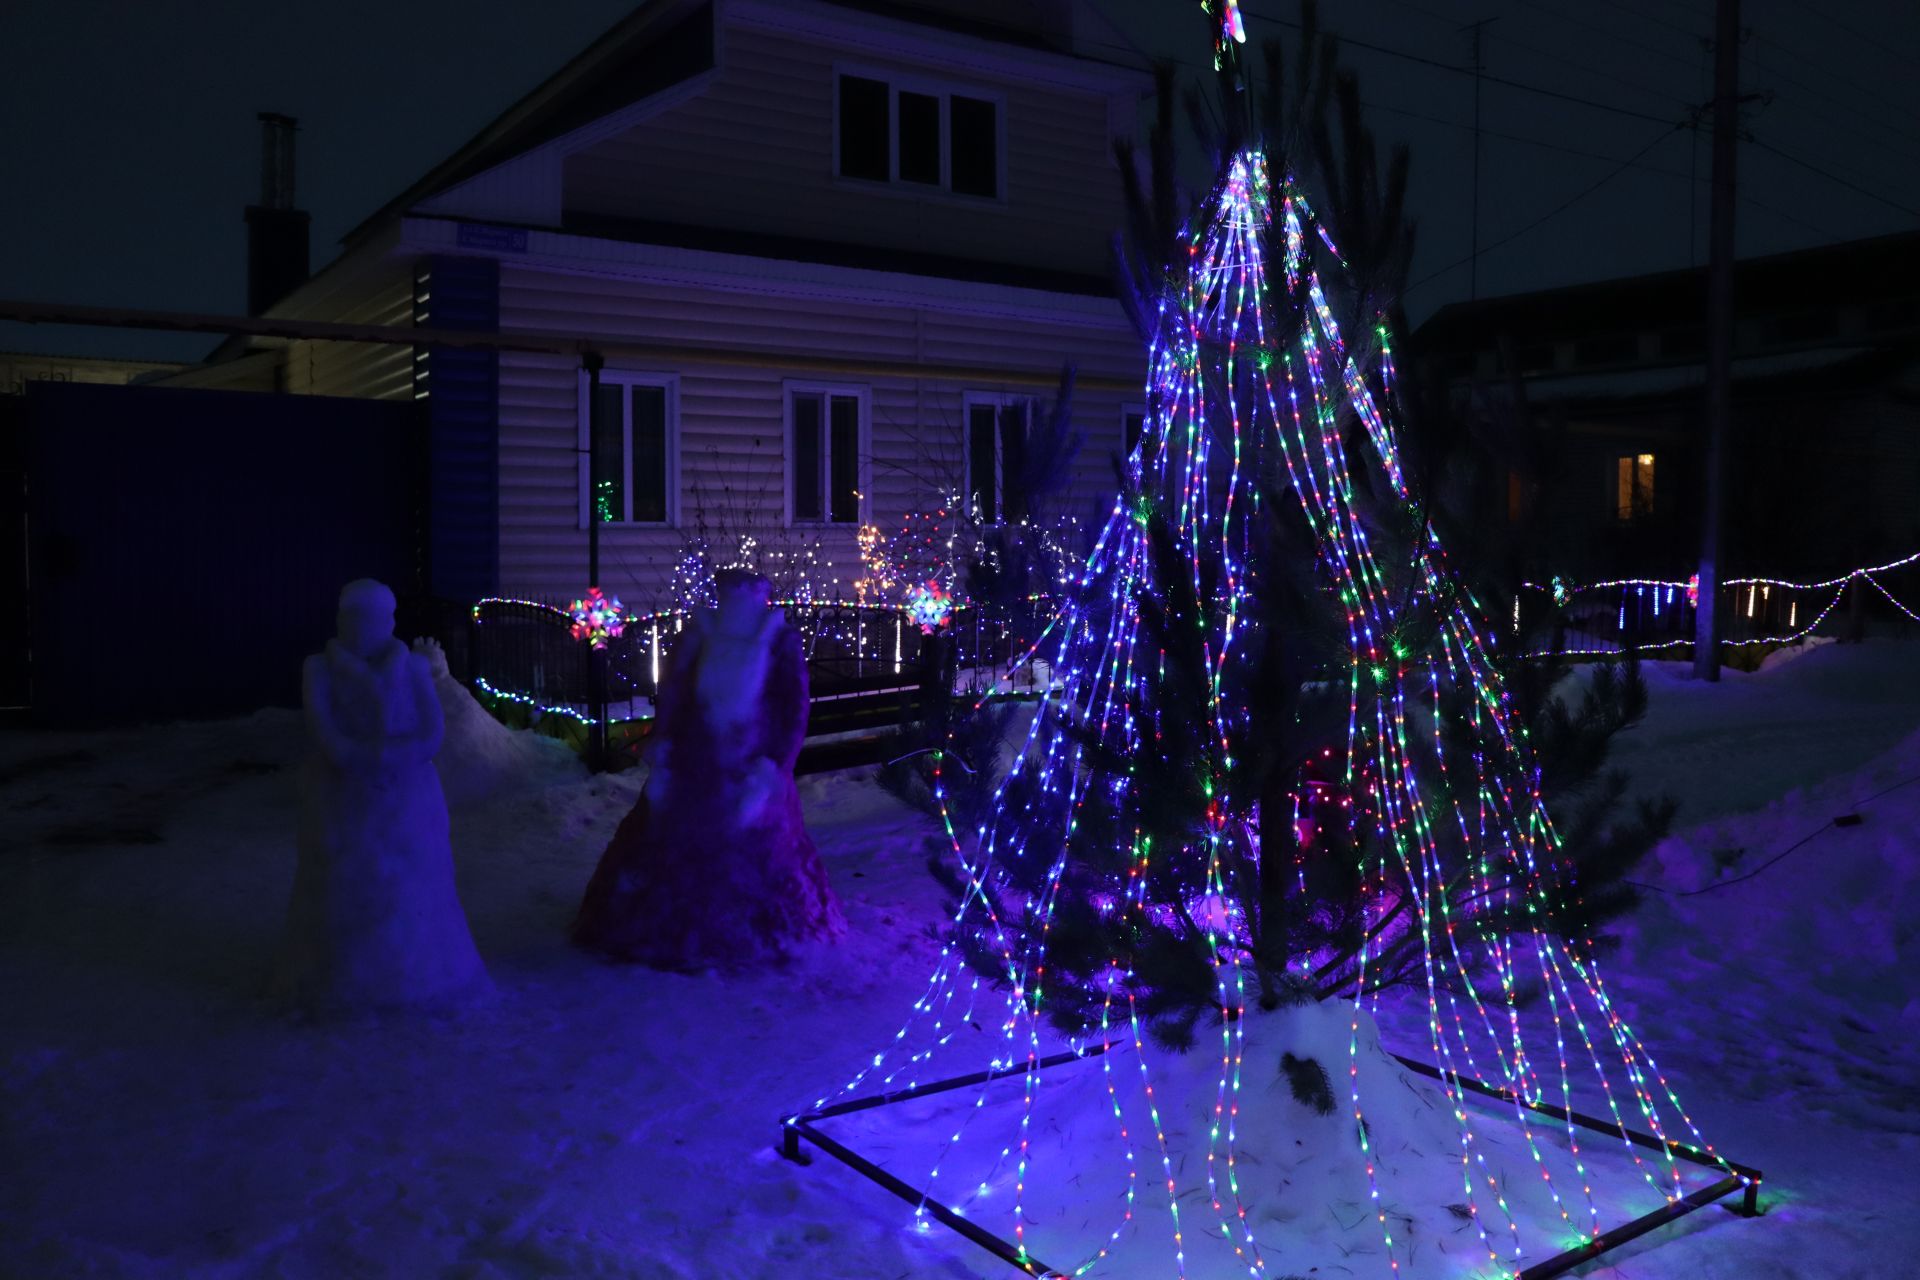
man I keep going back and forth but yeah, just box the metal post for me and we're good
[588,643,608,771]
[583,349,605,591]
[1692,0,1740,681]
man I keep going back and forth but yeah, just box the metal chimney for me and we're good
[245,112,310,315]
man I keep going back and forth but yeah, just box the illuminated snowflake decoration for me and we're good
[903,579,954,634]
[569,587,626,649]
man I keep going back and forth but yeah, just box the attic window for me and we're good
[835,70,1001,199]
[838,76,890,182]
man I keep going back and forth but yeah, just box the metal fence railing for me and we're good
[413,592,1061,768]
[1514,553,1920,658]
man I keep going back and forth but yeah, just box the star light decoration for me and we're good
[801,141,1747,1278]
[903,579,955,634]
[568,587,625,649]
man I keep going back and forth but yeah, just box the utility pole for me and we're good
[1464,18,1493,299]
[1693,0,1740,681]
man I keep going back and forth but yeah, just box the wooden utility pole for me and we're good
[1692,0,1740,681]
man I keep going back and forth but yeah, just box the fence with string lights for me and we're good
[1516,550,1920,657]
[426,592,1057,764]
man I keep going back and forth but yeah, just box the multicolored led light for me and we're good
[806,140,1747,1277]
[1518,552,1920,656]
[905,579,956,634]
[568,587,625,649]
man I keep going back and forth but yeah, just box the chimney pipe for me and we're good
[245,112,310,316]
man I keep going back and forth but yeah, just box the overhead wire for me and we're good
[1080,2,1884,278]
[1505,0,1705,72]
[1746,0,1920,79]
[1404,122,1689,293]
[1248,12,1684,127]
[1747,138,1920,219]
[1355,0,1698,113]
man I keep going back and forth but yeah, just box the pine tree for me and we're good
[926,6,1667,1043]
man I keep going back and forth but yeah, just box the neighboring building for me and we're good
[167,0,1151,607]
[1,351,184,396]
[1412,230,1920,580]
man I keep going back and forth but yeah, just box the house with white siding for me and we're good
[178,0,1152,609]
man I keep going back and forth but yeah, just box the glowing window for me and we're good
[1615,453,1654,521]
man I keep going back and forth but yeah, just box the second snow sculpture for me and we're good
[277,580,489,1014]
[572,571,843,968]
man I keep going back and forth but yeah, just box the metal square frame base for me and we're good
[781,1041,1762,1280]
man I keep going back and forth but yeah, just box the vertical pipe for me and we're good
[583,349,604,590]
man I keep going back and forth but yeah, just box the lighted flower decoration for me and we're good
[1687,572,1701,609]
[903,580,954,634]
[569,587,626,649]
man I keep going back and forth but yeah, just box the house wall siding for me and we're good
[561,20,1127,281]
[279,257,415,401]
[494,262,1141,605]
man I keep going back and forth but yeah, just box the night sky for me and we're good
[3,0,1916,362]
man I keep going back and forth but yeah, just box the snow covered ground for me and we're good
[2,639,1916,1278]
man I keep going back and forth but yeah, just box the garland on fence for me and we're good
[1517,550,1920,656]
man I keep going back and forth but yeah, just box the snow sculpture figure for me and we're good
[411,636,583,806]
[573,570,843,968]
[276,580,489,1013]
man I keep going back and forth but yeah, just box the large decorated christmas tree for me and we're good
[791,6,1753,1276]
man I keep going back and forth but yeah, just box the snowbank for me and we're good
[414,638,584,807]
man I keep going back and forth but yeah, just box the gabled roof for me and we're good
[342,0,1144,253]
[341,0,714,248]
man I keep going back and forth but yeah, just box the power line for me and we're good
[1247,12,1685,127]
[1606,0,1715,43]
[1328,96,1838,239]
[1406,123,1688,293]
[1747,38,1920,155]
[1747,137,1920,219]
[1747,0,1920,76]
[1356,0,1697,113]
[1507,0,1705,72]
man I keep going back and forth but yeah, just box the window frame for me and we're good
[963,390,1035,525]
[1613,451,1655,523]
[783,380,872,528]
[576,369,681,529]
[831,63,1008,205]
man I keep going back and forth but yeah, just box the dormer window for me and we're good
[836,71,1001,199]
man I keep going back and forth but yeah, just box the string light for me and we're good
[1513,554,1920,656]
[802,141,1748,1277]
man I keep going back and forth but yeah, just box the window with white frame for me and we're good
[835,70,1002,199]
[964,392,1034,525]
[578,371,678,526]
[1122,403,1148,458]
[786,383,868,525]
